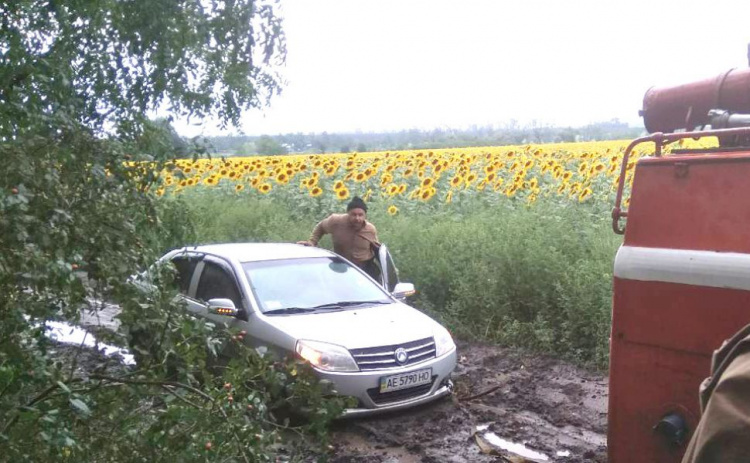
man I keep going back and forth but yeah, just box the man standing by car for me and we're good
[297,196,381,280]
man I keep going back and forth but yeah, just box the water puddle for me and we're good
[476,424,572,461]
[45,320,135,366]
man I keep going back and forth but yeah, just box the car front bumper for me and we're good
[315,347,457,417]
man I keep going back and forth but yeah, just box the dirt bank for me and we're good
[326,340,608,462]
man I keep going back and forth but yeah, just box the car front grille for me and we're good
[350,336,436,371]
[366,376,437,405]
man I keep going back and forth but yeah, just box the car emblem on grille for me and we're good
[394,347,409,364]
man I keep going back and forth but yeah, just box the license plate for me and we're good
[379,368,432,393]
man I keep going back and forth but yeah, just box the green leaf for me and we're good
[69,398,91,416]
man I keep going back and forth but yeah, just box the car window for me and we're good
[171,255,201,294]
[195,261,242,308]
[243,257,391,313]
[385,252,399,292]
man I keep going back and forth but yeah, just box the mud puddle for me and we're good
[325,340,608,462]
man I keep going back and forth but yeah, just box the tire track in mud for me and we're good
[327,340,608,463]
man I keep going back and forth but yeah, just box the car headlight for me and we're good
[295,340,359,372]
[434,326,456,357]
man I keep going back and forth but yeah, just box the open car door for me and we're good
[377,243,400,292]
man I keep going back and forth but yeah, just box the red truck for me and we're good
[608,54,750,462]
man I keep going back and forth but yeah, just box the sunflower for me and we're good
[334,180,345,191]
[336,187,350,200]
[419,187,436,201]
[235,184,245,192]
[578,187,593,202]
[355,172,366,182]
[445,190,453,203]
[421,177,434,188]
[387,205,398,216]
[275,172,289,184]
[310,186,323,197]
[259,183,272,194]
[578,162,589,176]
[450,175,463,188]
[387,184,399,196]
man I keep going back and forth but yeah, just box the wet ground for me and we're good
[65,305,608,462]
[326,340,608,463]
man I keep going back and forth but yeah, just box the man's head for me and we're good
[346,196,367,229]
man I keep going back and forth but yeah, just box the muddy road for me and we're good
[326,340,608,463]
[72,304,608,462]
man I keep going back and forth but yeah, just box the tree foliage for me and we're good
[1,0,286,138]
[1,1,345,461]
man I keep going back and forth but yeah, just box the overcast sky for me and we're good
[172,0,750,137]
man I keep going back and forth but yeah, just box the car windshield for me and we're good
[242,257,391,314]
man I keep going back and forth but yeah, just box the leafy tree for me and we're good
[1,1,344,461]
[255,134,288,155]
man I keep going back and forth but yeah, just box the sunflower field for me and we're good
[152,138,715,368]
[156,140,642,212]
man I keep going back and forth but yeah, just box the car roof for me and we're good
[172,243,336,264]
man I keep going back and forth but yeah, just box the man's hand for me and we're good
[296,240,314,247]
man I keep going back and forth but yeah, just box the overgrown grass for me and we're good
[169,190,621,369]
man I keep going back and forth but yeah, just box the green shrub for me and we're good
[182,193,621,369]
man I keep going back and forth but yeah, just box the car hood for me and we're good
[263,302,438,349]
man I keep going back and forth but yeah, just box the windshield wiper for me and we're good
[263,307,318,315]
[310,300,392,310]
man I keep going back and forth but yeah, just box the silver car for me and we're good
[149,243,456,417]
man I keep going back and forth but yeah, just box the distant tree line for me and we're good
[203,119,645,156]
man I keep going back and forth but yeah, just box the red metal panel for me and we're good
[608,278,750,463]
[624,152,750,252]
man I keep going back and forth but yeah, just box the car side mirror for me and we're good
[392,282,416,299]
[207,298,239,317]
